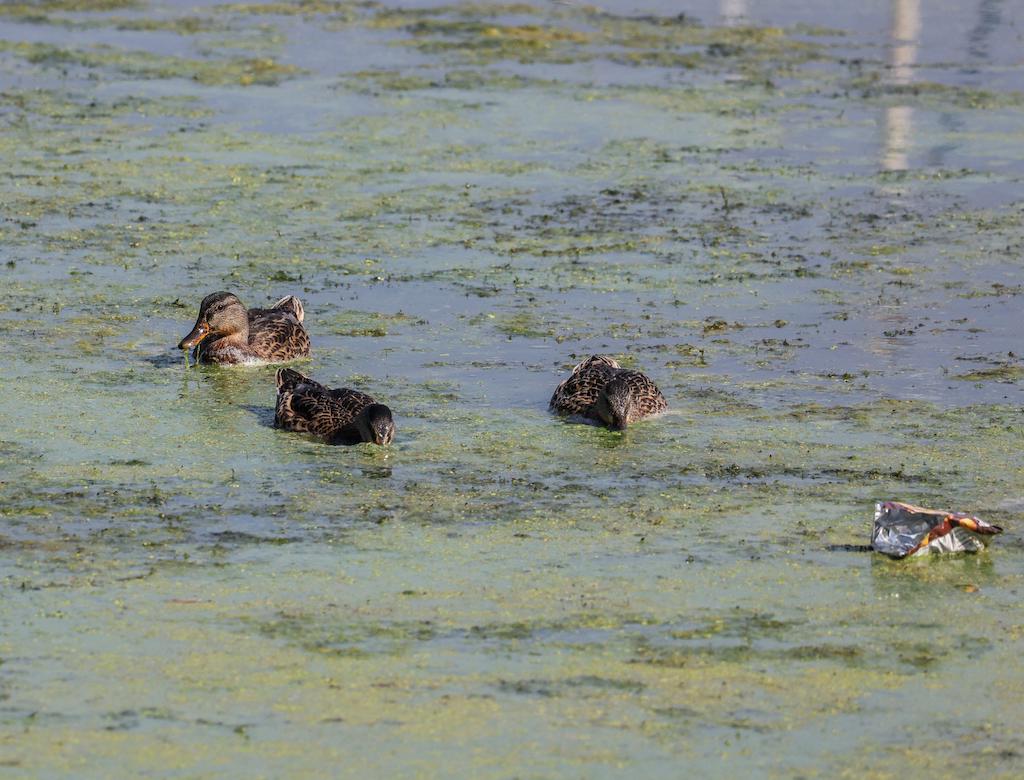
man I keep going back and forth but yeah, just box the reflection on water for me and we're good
[240,403,277,429]
[882,0,920,171]
[968,0,1004,60]
[869,552,997,596]
[177,365,272,441]
[720,0,748,27]
[359,464,394,479]
[883,104,913,170]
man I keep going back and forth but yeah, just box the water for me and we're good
[1,1,1022,776]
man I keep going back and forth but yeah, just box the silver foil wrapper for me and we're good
[872,501,1003,559]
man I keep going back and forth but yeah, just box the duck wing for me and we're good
[275,369,349,436]
[617,370,668,417]
[248,308,311,362]
[249,295,304,323]
[328,387,377,419]
[275,370,377,439]
[549,357,620,415]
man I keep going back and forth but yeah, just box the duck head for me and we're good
[356,404,395,445]
[593,377,634,431]
[178,292,248,351]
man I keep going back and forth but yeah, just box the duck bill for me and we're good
[178,322,210,350]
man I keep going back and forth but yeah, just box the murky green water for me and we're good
[1,0,1023,776]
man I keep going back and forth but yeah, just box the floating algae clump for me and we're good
[0,41,303,86]
[0,0,139,14]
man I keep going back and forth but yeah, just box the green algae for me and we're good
[954,365,1024,383]
[0,41,302,86]
[847,73,1024,110]
[338,67,548,94]
[0,0,137,16]
[105,16,228,34]
[399,20,592,64]
[320,309,421,338]
[1,0,1023,777]
[218,0,360,17]
[365,4,826,74]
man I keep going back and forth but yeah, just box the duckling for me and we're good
[275,368,395,446]
[550,355,667,430]
[178,291,311,365]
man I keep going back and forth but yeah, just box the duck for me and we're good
[549,355,667,430]
[178,291,311,365]
[274,368,395,446]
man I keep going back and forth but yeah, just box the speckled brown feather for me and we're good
[607,371,668,421]
[275,368,376,438]
[550,355,666,425]
[243,308,311,362]
[549,356,622,416]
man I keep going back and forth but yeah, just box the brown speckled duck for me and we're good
[550,355,667,430]
[275,368,395,446]
[178,291,311,365]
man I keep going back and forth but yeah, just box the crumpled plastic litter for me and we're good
[872,501,1003,559]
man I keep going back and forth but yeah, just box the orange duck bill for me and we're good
[178,321,210,350]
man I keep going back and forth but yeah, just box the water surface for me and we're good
[1,0,1023,776]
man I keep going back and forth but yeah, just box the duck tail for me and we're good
[276,367,307,391]
[270,295,304,323]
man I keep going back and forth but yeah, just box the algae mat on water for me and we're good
[1,0,1023,777]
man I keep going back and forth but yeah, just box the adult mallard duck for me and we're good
[275,368,395,446]
[550,355,667,430]
[178,291,311,365]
